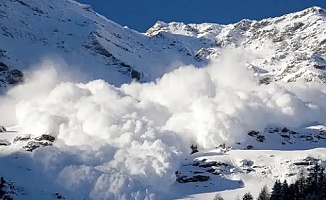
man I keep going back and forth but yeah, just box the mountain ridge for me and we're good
[147,6,326,83]
[0,1,325,88]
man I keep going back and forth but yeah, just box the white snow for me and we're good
[0,48,326,199]
[0,1,325,200]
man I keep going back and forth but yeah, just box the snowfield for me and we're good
[0,0,326,200]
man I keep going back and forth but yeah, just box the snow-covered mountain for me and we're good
[0,1,326,88]
[0,0,326,200]
[148,7,326,84]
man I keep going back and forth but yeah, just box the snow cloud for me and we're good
[1,49,326,199]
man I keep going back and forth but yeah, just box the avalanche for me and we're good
[0,48,326,199]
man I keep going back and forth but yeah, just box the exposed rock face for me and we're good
[0,62,23,87]
[176,159,234,184]
[13,134,55,151]
[0,139,10,146]
[0,177,16,200]
[23,140,52,152]
[13,134,31,143]
[0,126,7,132]
[131,69,142,81]
[34,134,55,142]
[241,125,326,150]
[176,174,210,183]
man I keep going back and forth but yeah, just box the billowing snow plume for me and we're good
[1,49,326,199]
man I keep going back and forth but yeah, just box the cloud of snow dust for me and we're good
[1,49,326,199]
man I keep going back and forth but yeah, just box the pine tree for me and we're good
[257,185,270,200]
[270,179,282,200]
[305,165,319,197]
[315,164,326,200]
[257,164,326,200]
[280,180,289,200]
[242,192,253,200]
[305,193,319,200]
[296,169,307,199]
[287,184,296,200]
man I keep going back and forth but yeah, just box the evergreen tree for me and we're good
[305,193,319,200]
[287,184,297,200]
[270,179,282,200]
[314,164,326,199]
[305,165,319,196]
[317,177,326,200]
[280,180,289,200]
[295,169,307,199]
[257,185,270,200]
[258,164,326,200]
[242,192,253,200]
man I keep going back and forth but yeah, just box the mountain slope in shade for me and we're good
[0,1,326,88]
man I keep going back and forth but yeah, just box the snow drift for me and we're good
[1,49,326,199]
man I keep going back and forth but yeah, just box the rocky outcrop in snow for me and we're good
[12,134,55,151]
[0,62,23,88]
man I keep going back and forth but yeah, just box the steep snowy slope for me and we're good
[1,1,326,88]
[0,0,202,87]
[0,0,142,86]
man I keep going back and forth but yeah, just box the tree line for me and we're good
[214,164,326,200]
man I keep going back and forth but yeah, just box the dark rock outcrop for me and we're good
[176,174,210,183]
[0,139,10,146]
[34,134,55,142]
[23,140,52,152]
[131,69,141,81]
[13,134,55,151]
[0,126,6,132]
[0,62,23,87]
[0,177,16,200]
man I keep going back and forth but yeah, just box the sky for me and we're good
[76,0,326,32]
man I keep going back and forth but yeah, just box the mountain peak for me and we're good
[303,6,325,15]
[144,6,326,84]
